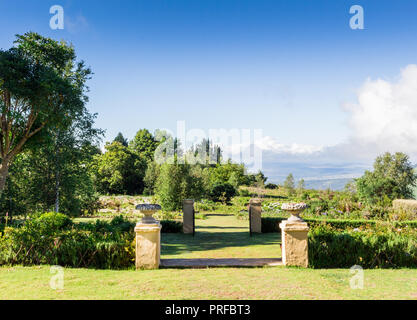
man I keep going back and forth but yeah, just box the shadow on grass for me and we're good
[161,231,281,256]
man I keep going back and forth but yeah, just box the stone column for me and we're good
[183,199,195,235]
[279,219,309,268]
[135,204,162,270]
[135,222,162,269]
[249,199,262,234]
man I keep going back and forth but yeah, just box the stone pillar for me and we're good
[183,199,195,234]
[135,222,162,269]
[279,220,309,268]
[249,199,262,234]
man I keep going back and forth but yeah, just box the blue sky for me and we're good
[2,0,417,183]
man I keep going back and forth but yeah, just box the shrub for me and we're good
[209,183,237,203]
[0,214,182,269]
[261,216,417,233]
[160,220,183,233]
[265,183,278,190]
[239,189,251,197]
[31,212,73,233]
[308,225,417,268]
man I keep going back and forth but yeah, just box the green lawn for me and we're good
[162,214,281,259]
[1,214,416,300]
[1,266,416,300]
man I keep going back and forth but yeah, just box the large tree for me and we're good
[0,32,91,195]
[92,141,147,195]
[356,152,417,204]
[129,129,159,162]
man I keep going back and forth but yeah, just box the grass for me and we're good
[1,213,417,299]
[162,214,281,259]
[1,266,416,300]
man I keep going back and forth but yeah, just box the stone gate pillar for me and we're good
[279,203,309,268]
[249,199,262,234]
[183,199,195,235]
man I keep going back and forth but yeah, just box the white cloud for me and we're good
[66,14,89,34]
[345,64,417,156]
[254,136,324,155]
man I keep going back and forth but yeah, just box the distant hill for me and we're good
[304,178,353,191]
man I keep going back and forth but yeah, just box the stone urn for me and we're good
[135,204,162,224]
[281,203,308,222]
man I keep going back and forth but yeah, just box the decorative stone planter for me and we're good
[281,202,308,222]
[134,204,162,270]
[279,203,309,268]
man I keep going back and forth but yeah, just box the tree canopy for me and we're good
[0,32,92,194]
[356,152,417,204]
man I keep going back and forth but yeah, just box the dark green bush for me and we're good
[209,183,237,203]
[261,217,287,233]
[265,183,278,190]
[309,225,417,268]
[160,220,183,233]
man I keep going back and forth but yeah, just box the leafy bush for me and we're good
[239,189,251,197]
[156,162,205,211]
[309,225,417,268]
[160,220,183,233]
[209,183,237,203]
[31,212,73,233]
[265,183,278,190]
[0,214,182,269]
[261,216,417,233]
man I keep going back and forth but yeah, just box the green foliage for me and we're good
[159,220,183,233]
[308,225,417,268]
[129,129,159,162]
[0,32,93,196]
[239,188,251,197]
[31,212,73,232]
[156,162,205,211]
[143,161,161,195]
[261,216,417,233]
[0,214,182,269]
[92,142,147,195]
[265,183,278,190]
[356,152,417,205]
[283,173,295,196]
[113,132,128,147]
[208,182,237,203]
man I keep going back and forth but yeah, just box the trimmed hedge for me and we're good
[308,226,417,268]
[0,214,183,269]
[261,216,417,233]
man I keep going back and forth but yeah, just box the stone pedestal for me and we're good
[249,199,262,234]
[279,220,309,268]
[183,199,195,235]
[135,222,162,269]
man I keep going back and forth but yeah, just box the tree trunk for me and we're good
[55,171,60,213]
[0,160,10,196]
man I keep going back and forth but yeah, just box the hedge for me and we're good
[0,213,183,269]
[261,217,417,233]
[308,226,417,268]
